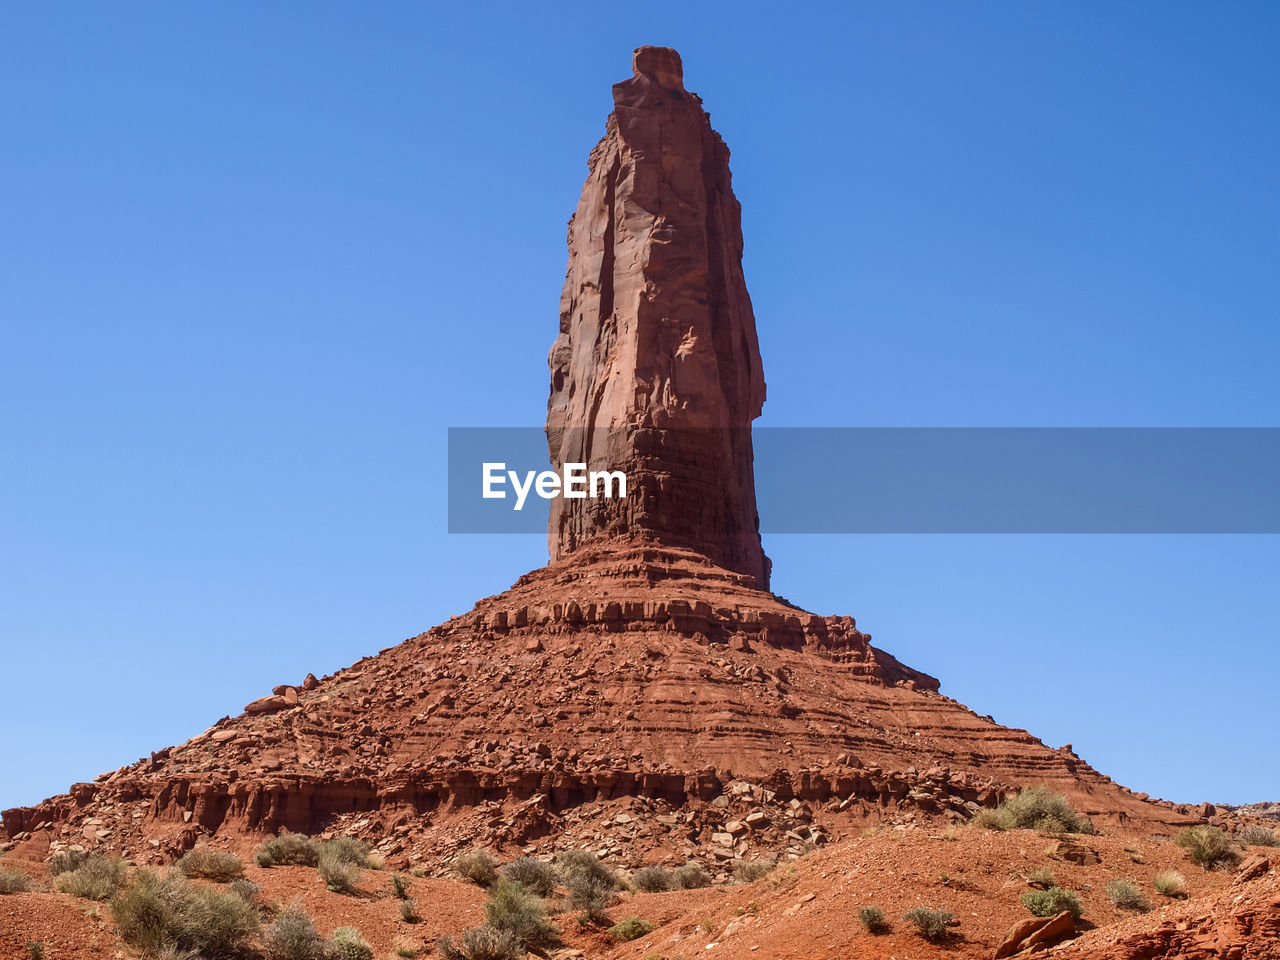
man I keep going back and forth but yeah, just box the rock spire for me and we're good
[546,46,771,587]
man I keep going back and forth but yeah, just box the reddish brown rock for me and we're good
[993,910,1076,958]
[547,45,769,588]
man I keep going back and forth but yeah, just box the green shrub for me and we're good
[632,865,675,892]
[54,855,127,900]
[0,866,36,894]
[229,878,261,905]
[110,869,259,959]
[436,925,521,960]
[1175,826,1240,870]
[329,927,373,960]
[673,862,711,890]
[902,906,953,942]
[24,942,44,960]
[254,833,319,868]
[1238,825,1279,847]
[1106,877,1149,911]
[400,897,419,923]
[1021,886,1084,919]
[317,849,363,896]
[391,873,411,899]
[555,849,616,887]
[48,849,88,876]
[732,859,775,883]
[971,787,1094,834]
[395,949,418,959]
[1028,866,1056,887]
[485,878,557,947]
[858,906,889,933]
[452,849,499,887]
[262,905,328,960]
[176,848,244,882]
[1154,870,1187,898]
[608,916,655,941]
[499,856,557,897]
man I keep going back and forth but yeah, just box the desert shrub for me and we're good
[24,942,44,960]
[400,897,419,923]
[48,849,88,876]
[154,947,202,960]
[632,865,675,892]
[1021,886,1084,919]
[902,906,954,942]
[54,855,127,900]
[0,866,36,894]
[329,927,373,960]
[1176,826,1240,870]
[972,787,1094,834]
[437,925,521,960]
[395,948,418,959]
[499,856,557,897]
[229,878,261,905]
[453,849,499,887]
[391,873,411,899]
[732,859,775,883]
[176,848,244,882]
[858,906,889,933]
[673,862,711,890]
[111,868,259,959]
[255,833,319,868]
[566,870,617,920]
[321,837,369,866]
[1238,825,1279,847]
[1154,870,1187,898]
[485,878,557,947]
[555,849,617,886]
[608,917,655,941]
[1028,866,1056,887]
[1106,877,1149,911]
[365,851,385,870]
[318,850,361,894]
[262,905,328,960]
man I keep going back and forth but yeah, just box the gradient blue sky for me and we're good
[2,2,1277,810]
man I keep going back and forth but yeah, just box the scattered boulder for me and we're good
[992,910,1076,958]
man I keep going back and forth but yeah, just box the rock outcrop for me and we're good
[547,46,770,588]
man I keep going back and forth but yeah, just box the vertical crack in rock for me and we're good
[547,46,771,587]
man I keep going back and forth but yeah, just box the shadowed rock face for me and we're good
[547,46,770,588]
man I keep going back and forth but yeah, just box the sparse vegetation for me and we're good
[263,905,328,960]
[732,859,775,883]
[1154,870,1188,898]
[400,897,419,923]
[485,878,558,947]
[229,878,261,905]
[437,925,522,960]
[1176,826,1240,870]
[0,865,36,894]
[608,917,655,941]
[971,786,1095,834]
[1021,886,1084,919]
[566,870,617,920]
[858,906,889,933]
[391,873,411,899]
[328,927,374,960]
[673,861,711,890]
[499,856,557,897]
[1239,825,1279,847]
[54,855,127,900]
[318,838,368,894]
[176,847,244,882]
[1028,866,1056,888]
[111,868,260,959]
[902,906,954,942]
[48,849,88,876]
[24,941,44,960]
[1106,877,1149,911]
[452,849,499,887]
[395,948,418,959]
[632,865,675,892]
[254,833,320,868]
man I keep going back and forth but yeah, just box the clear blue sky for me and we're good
[2,2,1277,810]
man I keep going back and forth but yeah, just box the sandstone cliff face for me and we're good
[547,46,770,587]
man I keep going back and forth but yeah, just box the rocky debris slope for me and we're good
[547,45,770,587]
[3,543,1198,871]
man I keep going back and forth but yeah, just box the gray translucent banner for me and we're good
[448,427,1280,533]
